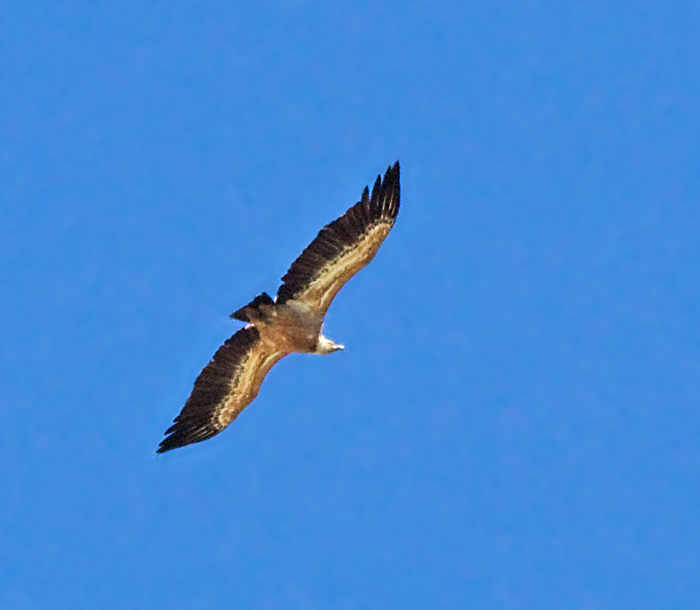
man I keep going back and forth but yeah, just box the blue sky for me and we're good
[2,1,699,608]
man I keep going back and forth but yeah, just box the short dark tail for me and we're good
[230,292,275,322]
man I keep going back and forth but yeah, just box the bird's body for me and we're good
[158,161,400,453]
[249,298,334,355]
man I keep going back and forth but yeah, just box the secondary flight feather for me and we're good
[157,161,401,453]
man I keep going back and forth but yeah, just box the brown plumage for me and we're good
[157,161,400,453]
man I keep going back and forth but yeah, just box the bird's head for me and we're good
[317,335,344,355]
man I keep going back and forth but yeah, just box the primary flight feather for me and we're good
[158,161,400,453]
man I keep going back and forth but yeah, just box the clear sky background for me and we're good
[2,2,699,608]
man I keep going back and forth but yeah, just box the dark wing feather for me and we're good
[276,161,400,315]
[158,326,285,453]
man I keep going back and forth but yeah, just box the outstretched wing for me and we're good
[158,327,288,453]
[276,161,400,316]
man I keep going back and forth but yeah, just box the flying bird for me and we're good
[157,161,401,453]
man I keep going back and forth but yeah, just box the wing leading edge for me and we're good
[276,161,400,315]
[157,327,287,453]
